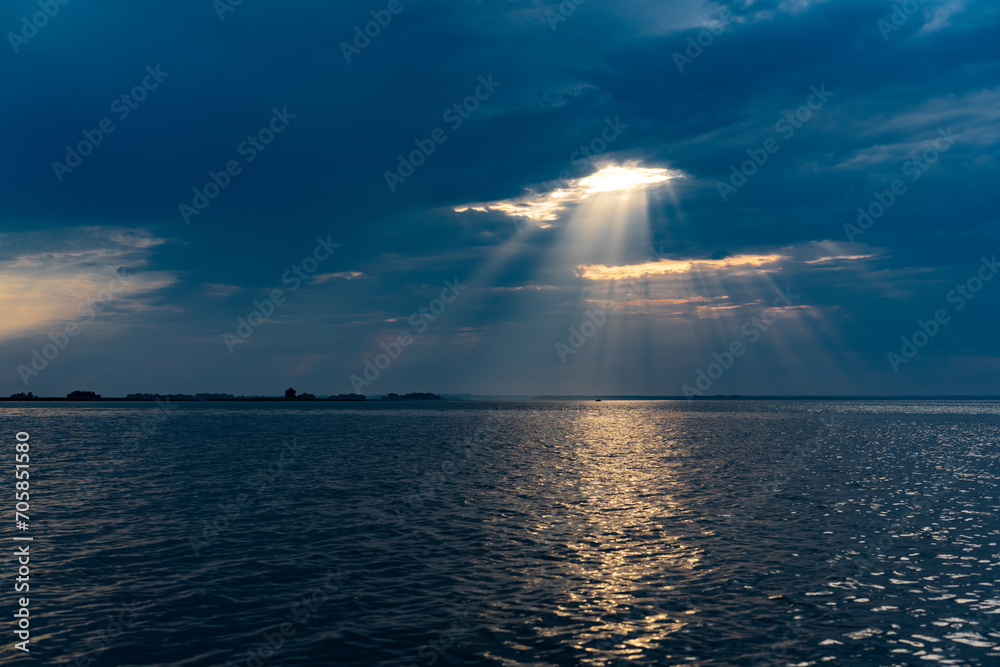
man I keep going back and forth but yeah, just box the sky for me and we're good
[1,0,998,397]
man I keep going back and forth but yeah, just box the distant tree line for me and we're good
[6,389,442,401]
[66,390,101,399]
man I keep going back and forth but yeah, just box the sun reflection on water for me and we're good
[485,406,710,663]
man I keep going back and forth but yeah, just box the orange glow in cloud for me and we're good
[455,164,683,223]
[0,228,175,340]
[577,254,784,280]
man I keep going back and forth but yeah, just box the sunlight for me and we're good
[447,161,866,397]
[579,165,674,195]
[454,163,683,222]
[577,254,785,280]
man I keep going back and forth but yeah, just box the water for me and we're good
[2,400,1000,665]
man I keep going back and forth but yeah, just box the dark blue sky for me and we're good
[2,0,998,396]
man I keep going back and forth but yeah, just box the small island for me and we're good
[67,390,102,400]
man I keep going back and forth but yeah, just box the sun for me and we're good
[454,163,682,222]
[579,165,675,195]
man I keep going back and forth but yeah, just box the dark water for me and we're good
[2,401,1000,666]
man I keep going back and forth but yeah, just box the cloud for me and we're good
[918,0,968,34]
[803,254,874,264]
[311,271,363,284]
[455,164,684,223]
[1,0,998,395]
[0,227,177,340]
[578,253,784,280]
[201,283,243,298]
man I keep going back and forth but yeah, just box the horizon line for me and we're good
[4,393,1000,402]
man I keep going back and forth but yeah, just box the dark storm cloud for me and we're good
[1,0,997,395]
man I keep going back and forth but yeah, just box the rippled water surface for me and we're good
[3,400,1000,665]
